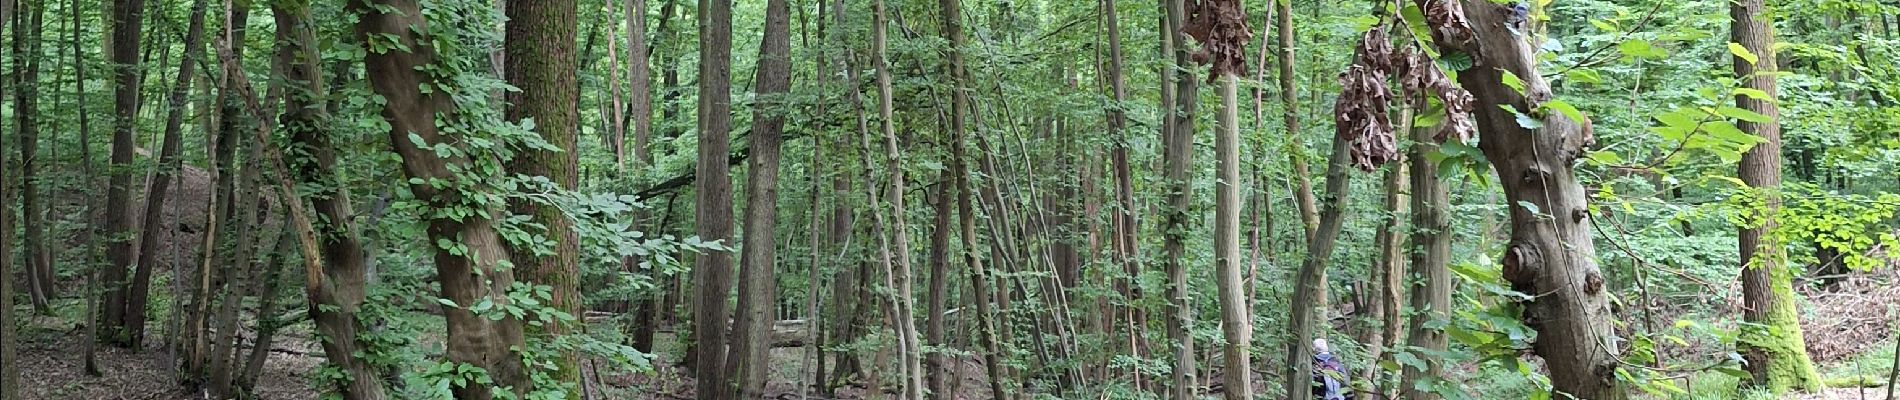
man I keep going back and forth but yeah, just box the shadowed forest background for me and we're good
[2,0,1900,399]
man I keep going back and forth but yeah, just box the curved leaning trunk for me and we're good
[1416,1,1626,398]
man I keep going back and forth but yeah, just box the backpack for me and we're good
[1313,353,1354,400]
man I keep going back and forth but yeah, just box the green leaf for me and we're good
[1500,70,1527,95]
[1542,99,1586,124]
[1732,87,1771,101]
[1715,106,1772,123]
[1618,39,1666,59]
[1728,42,1759,65]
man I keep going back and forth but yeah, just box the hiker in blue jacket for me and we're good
[1312,339,1355,400]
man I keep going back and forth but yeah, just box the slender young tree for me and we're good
[870,0,925,396]
[727,0,791,396]
[1732,0,1822,392]
[1160,0,1199,397]
[15,0,54,315]
[1100,0,1149,392]
[100,0,150,348]
[124,0,208,351]
[0,0,16,373]
[1183,1,1253,399]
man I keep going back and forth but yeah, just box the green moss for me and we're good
[1737,256,1823,394]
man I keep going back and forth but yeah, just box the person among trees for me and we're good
[1312,338,1355,400]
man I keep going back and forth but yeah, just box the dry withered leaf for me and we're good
[1183,0,1252,81]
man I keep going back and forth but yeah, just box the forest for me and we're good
[1,0,1899,399]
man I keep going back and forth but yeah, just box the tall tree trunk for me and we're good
[1416,2,1626,398]
[690,0,737,395]
[1278,0,1318,242]
[502,0,582,395]
[101,0,150,349]
[1100,0,1149,392]
[1732,0,1821,392]
[627,0,652,164]
[870,0,925,396]
[263,1,388,399]
[124,0,206,353]
[727,0,790,397]
[0,0,17,378]
[1368,160,1407,393]
[1400,118,1450,400]
[350,1,531,398]
[70,0,103,375]
[207,199,277,397]
[15,0,54,315]
[1212,71,1253,400]
[1161,0,1198,397]
[1281,88,1355,400]
[928,0,976,397]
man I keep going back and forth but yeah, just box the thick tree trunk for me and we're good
[209,4,392,398]
[1732,0,1822,392]
[350,1,531,398]
[627,0,652,164]
[502,0,583,394]
[0,0,16,375]
[726,0,790,397]
[689,0,736,396]
[101,0,150,349]
[1160,0,1198,397]
[1417,2,1627,398]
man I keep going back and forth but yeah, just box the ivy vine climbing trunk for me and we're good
[1400,88,1450,400]
[502,0,583,394]
[1415,1,1626,398]
[727,0,790,396]
[215,3,392,398]
[351,0,531,397]
[1160,0,1198,397]
[1731,0,1822,392]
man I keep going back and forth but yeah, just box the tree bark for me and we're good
[1416,2,1627,398]
[726,0,790,397]
[502,0,583,394]
[1368,159,1407,393]
[123,0,207,354]
[261,1,387,399]
[237,226,296,393]
[0,0,17,375]
[627,0,652,164]
[350,1,531,397]
[1282,98,1354,400]
[869,1,925,396]
[101,0,150,349]
[14,0,54,315]
[1213,74,1253,400]
[1732,0,1822,392]
[1400,120,1450,400]
[1160,0,1198,397]
[1100,0,1149,393]
[689,0,737,396]
[1278,0,1319,243]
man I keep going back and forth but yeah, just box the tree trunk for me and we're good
[122,0,207,356]
[207,201,278,398]
[1160,0,1198,397]
[1369,160,1407,393]
[101,0,150,349]
[502,0,583,394]
[0,0,17,375]
[1100,0,1149,392]
[1732,0,1822,392]
[14,0,54,315]
[689,0,736,395]
[264,2,389,396]
[1416,2,1626,398]
[1400,119,1450,400]
[1213,74,1253,400]
[1278,0,1319,243]
[627,0,652,164]
[1282,96,1354,400]
[237,226,296,392]
[350,1,531,397]
[69,0,103,375]
[726,0,790,397]
[869,0,924,396]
